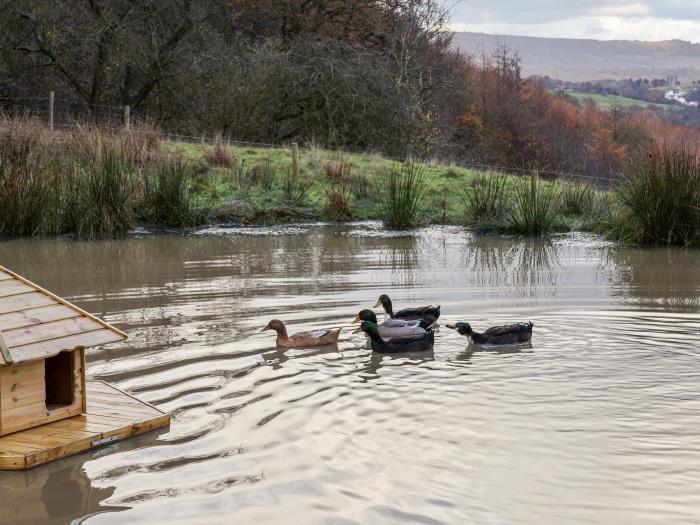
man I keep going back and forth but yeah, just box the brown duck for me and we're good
[261,319,342,348]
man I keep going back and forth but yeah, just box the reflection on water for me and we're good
[0,225,699,525]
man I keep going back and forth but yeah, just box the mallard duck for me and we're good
[353,309,431,339]
[446,322,533,345]
[374,294,441,324]
[261,320,341,348]
[354,321,434,353]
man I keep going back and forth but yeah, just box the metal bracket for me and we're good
[91,435,121,448]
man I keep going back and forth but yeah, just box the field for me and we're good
[564,92,675,111]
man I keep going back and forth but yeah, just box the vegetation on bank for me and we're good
[2,118,700,247]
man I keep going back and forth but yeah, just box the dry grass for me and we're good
[204,135,235,167]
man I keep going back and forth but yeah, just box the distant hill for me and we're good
[453,32,700,82]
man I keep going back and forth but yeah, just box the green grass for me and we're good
[166,140,616,233]
[563,92,677,111]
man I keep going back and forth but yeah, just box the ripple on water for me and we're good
[0,226,699,525]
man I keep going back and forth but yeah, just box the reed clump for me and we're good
[613,145,700,246]
[504,172,561,235]
[561,181,595,216]
[0,116,214,238]
[462,172,509,224]
[141,156,211,228]
[378,159,426,229]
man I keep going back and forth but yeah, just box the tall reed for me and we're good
[505,171,560,235]
[462,172,509,223]
[615,145,700,245]
[378,160,426,229]
[142,156,211,227]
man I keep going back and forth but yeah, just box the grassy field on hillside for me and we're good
[564,92,675,111]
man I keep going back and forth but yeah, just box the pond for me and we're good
[1,223,699,525]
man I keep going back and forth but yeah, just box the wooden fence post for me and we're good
[292,142,300,182]
[48,91,54,131]
[123,105,131,131]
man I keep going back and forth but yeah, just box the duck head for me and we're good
[353,321,383,341]
[446,322,473,336]
[373,294,393,316]
[353,309,378,324]
[261,319,286,334]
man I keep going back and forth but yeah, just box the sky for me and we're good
[449,1,700,42]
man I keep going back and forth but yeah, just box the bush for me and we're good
[462,172,509,223]
[378,160,426,229]
[68,148,136,239]
[615,145,700,245]
[505,172,561,235]
[204,135,235,167]
[323,158,352,182]
[141,156,211,227]
[282,169,313,205]
[349,172,374,200]
[561,181,595,216]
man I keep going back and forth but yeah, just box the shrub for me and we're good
[247,158,276,189]
[505,172,561,235]
[141,156,211,227]
[561,181,595,216]
[323,158,352,182]
[349,172,374,200]
[615,145,700,245]
[282,168,313,205]
[378,160,426,229]
[67,148,136,238]
[204,135,235,167]
[462,172,509,223]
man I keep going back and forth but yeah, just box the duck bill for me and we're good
[352,326,363,334]
[445,324,456,330]
[260,325,271,332]
[352,315,361,324]
[373,301,382,308]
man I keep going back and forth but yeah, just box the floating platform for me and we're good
[0,381,170,470]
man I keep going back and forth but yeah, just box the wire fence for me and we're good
[0,94,618,189]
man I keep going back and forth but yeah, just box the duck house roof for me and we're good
[0,265,126,366]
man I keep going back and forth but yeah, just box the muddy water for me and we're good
[1,224,699,525]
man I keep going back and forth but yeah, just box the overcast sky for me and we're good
[449,1,700,42]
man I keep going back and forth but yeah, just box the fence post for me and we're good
[123,105,130,131]
[531,168,539,211]
[292,142,299,182]
[48,91,54,131]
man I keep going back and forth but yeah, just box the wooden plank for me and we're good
[0,304,81,332]
[0,265,127,340]
[0,381,170,470]
[4,317,104,349]
[0,451,25,469]
[0,271,12,281]
[0,360,44,386]
[0,380,44,411]
[0,327,10,366]
[0,292,57,315]
[92,381,166,414]
[8,329,124,364]
[0,281,35,298]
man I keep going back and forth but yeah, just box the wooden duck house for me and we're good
[0,265,170,470]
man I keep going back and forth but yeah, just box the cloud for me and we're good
[449,1,700,42]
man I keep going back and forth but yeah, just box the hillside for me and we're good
[454,32,700,82]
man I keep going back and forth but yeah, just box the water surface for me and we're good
[0,224,699,525]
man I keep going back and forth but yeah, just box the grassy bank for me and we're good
[0,116,659,242]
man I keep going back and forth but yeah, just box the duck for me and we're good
[353,309,431,339]
[446,322,533,345]
[261,319,341,348]
[354,321,434,354]
[374,294,441,324]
